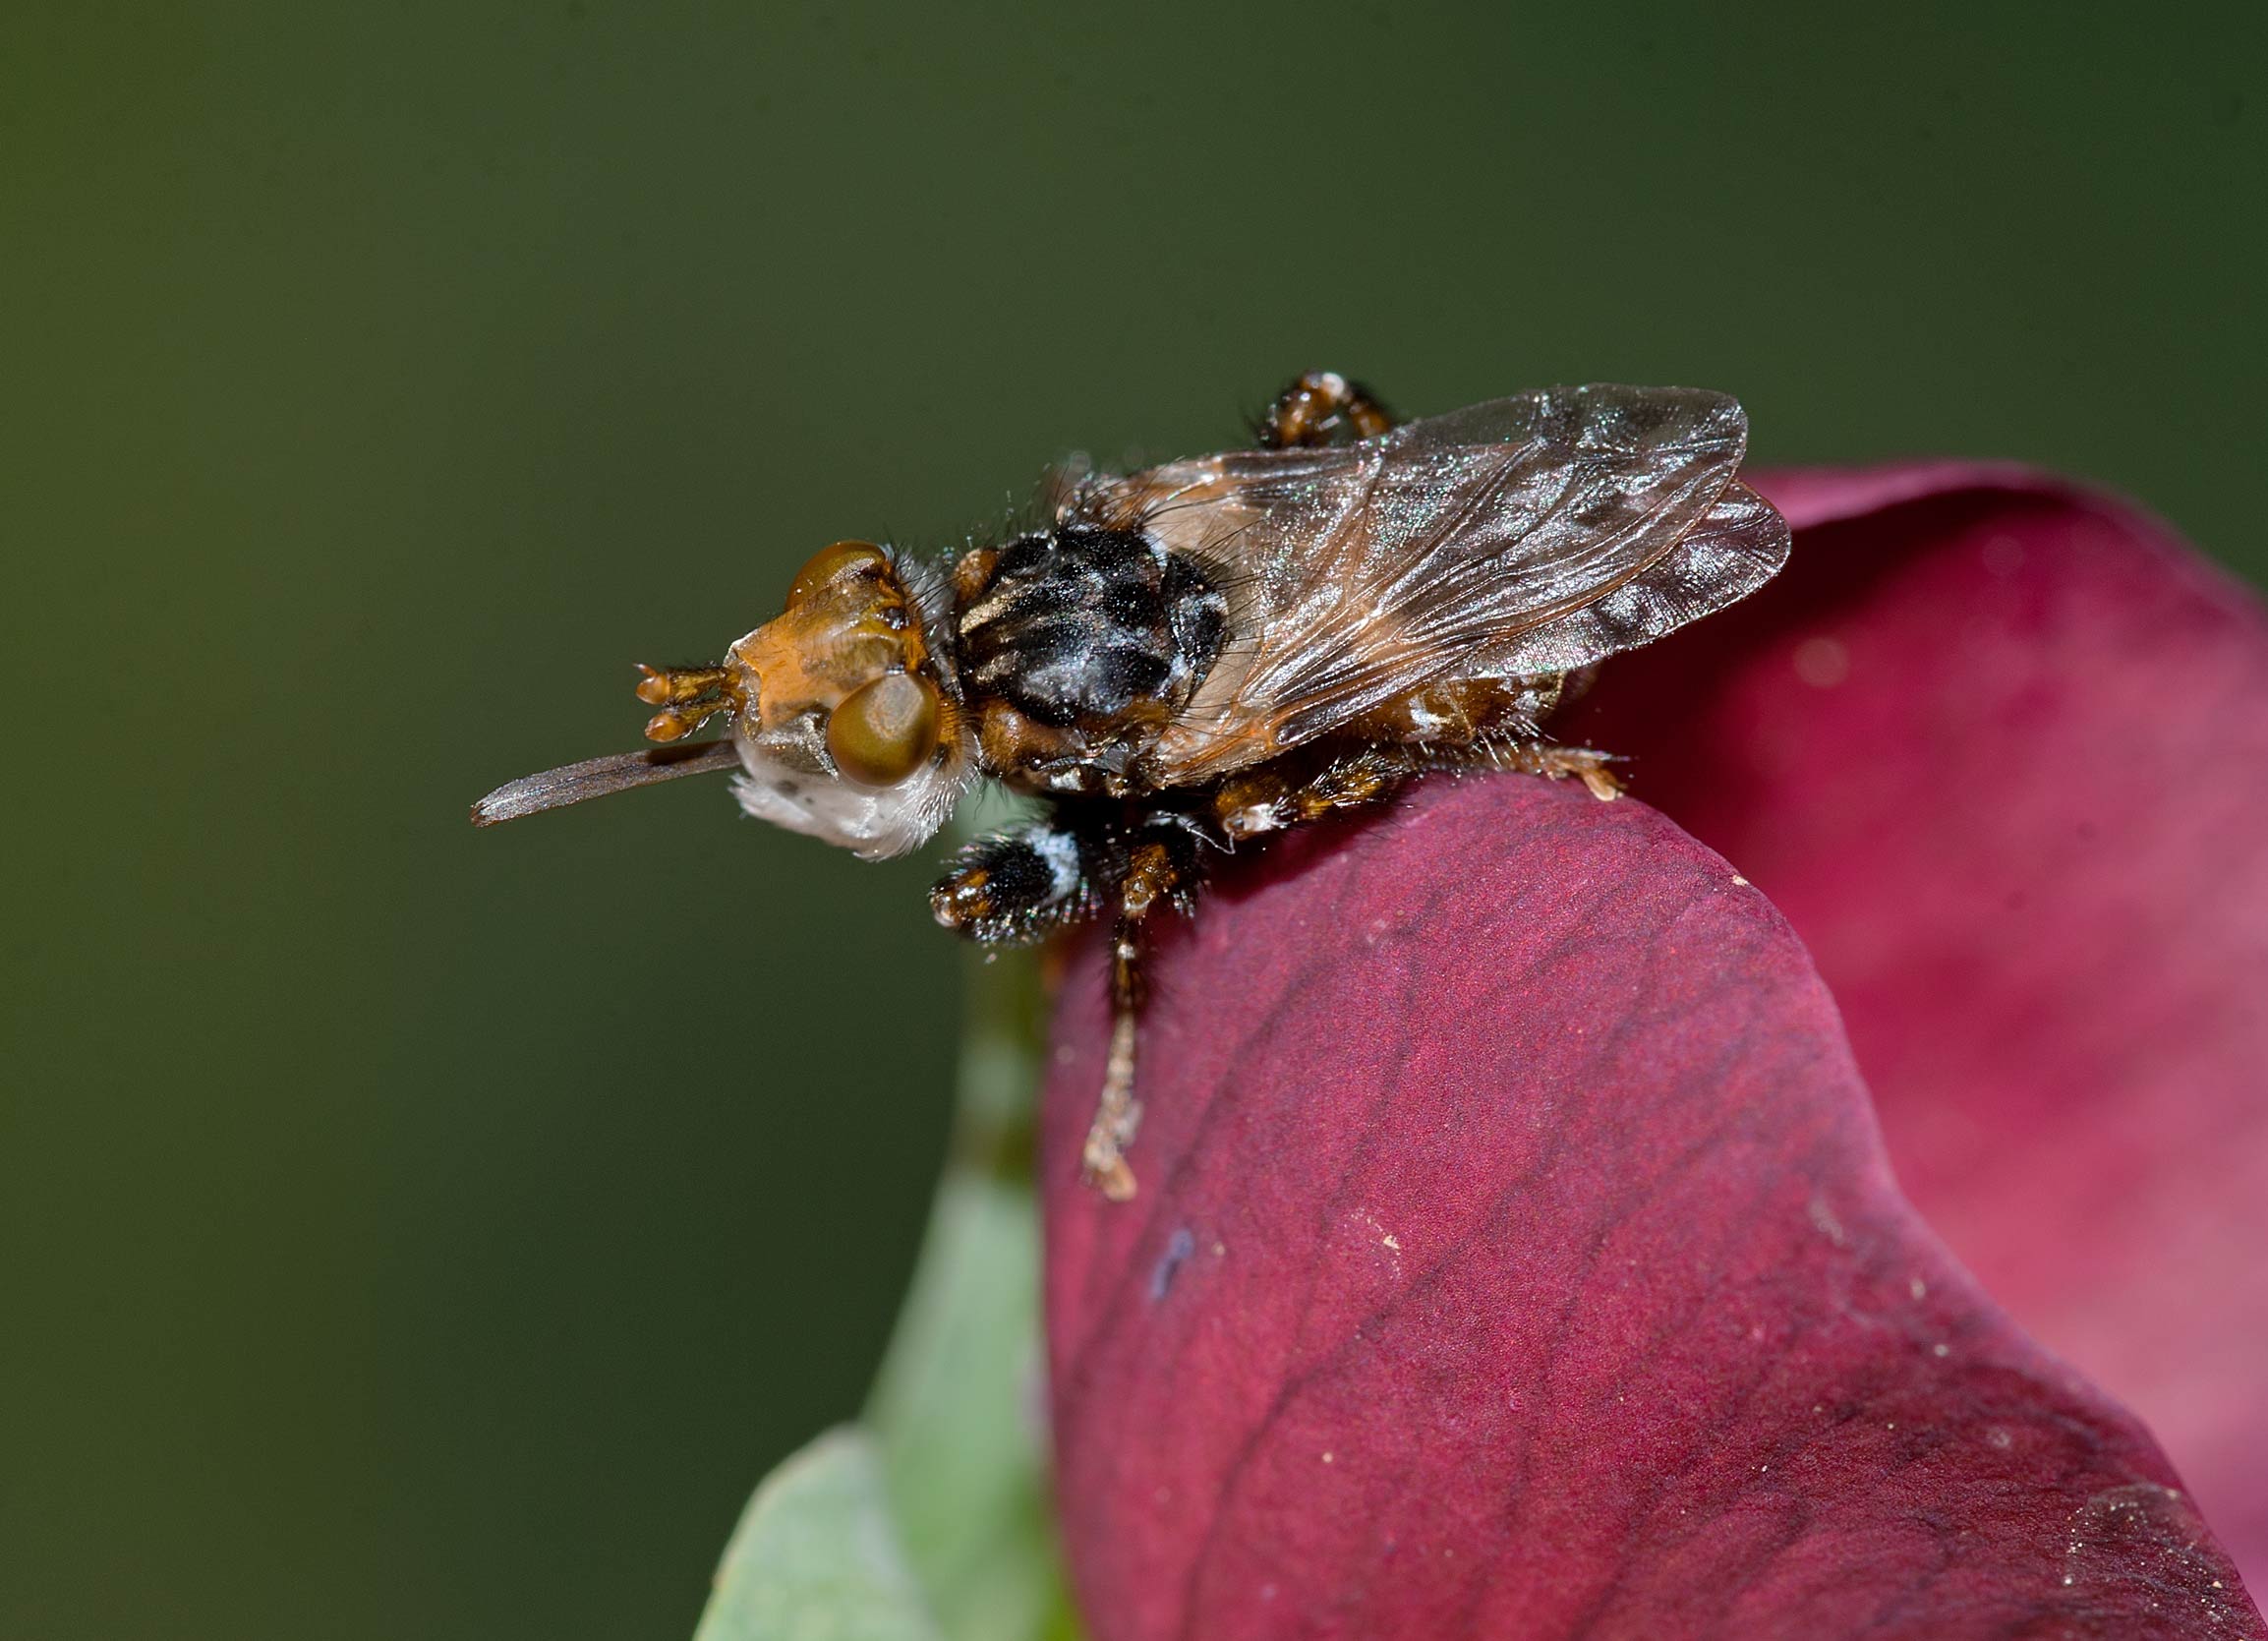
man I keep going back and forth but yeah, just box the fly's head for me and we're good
[472,541,975,857]
[684,542,975,858]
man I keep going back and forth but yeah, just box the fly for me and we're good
[473,373,1791,1198]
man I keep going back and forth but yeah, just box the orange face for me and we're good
[634,541,953,791]
[622,542,972,859]
[725,542,947,787]
[470,541,974,850]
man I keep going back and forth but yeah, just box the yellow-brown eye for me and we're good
[826,672,941,787]
[788,540,887,605]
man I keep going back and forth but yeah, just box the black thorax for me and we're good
[955,526,1226,729]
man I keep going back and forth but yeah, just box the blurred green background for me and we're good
[3,3,2261,1636]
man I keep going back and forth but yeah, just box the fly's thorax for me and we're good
[949,524,1227,795]
[723,542,975,859]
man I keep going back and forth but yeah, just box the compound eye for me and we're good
[788,540,888,605]
[826,672,941,787]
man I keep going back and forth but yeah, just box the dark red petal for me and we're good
[1565,468,2268,1584]
[1042,778,2261,1639]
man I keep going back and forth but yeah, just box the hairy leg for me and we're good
[929,817,1103,945]
[1210,745,1419,842]
[1209,733,1622,847]
[1256,370,1397,449]
[930,811,1211,1200]
[1081,819,1205,1201]
[1481,740,1624,800]
[1355,673,1627,800]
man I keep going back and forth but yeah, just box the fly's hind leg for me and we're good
[1206,733,1621,851]
[1210,745,1422,842]
[1081,820,1205,1201]
[1368,675,1626,800]
[1483,740,1625,801]
[1256,370,1397,448]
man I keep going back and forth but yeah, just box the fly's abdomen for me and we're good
[955,526,1226,728]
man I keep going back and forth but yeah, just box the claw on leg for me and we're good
[1493,741,1624,800]
[1575,762,1624,802]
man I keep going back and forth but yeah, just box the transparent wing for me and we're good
[1073,384,1789,783]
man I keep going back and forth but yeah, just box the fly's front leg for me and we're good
[1256,370,1397,449]
[933,812,1200,1201]
[930,818,1102,946]
[1081,821,1204,1201]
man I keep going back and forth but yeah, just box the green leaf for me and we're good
[866,1171,1061,1639]
[864,951,1077,1641]
[691,947,1085,1641]
[693,1426,942,1641]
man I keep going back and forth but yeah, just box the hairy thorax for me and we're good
[952,525,1227,796]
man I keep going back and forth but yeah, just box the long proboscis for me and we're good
[469,739,742,827]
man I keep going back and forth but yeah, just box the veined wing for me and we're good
[1071,383,1788,784]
